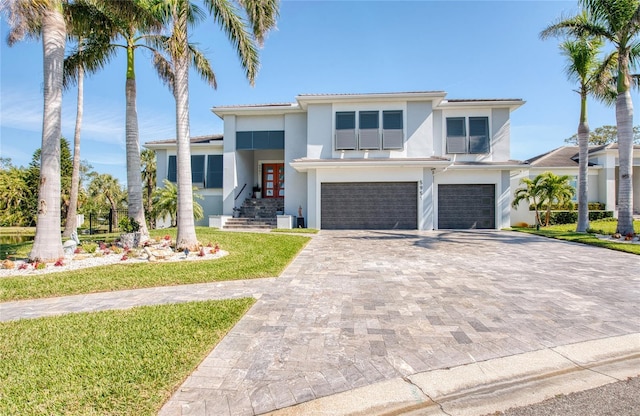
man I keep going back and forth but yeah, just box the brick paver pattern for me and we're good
[157,231,640,415]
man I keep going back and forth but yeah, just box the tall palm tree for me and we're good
[157,0,279,250]
[63,1,167,242]
[62,38,84,238]
[140,148,156,228]
[541,25,616,233]
[2,0,67,261]
[542,0,640,235]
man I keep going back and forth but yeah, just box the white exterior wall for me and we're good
[236,115,285,131]
[223,115,238,215]
[491,108,510,161]
[406,102,434,158]
[284,113,307,217]
[307,104,332,159]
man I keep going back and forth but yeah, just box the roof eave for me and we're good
[437,100,525,111]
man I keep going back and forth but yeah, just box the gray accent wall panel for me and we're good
[321,182,417,229]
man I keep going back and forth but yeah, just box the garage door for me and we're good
[438,184,495,229]
[321,182,417,229]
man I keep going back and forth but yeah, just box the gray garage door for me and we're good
[438,184,495,229]
[321,182,417,229]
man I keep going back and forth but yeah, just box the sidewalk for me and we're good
[267,333,640,415]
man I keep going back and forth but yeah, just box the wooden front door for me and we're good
[262,163,284,198]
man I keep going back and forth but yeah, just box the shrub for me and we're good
[119,217,140,233]
[83,242,98,254]
[548,210,614,225]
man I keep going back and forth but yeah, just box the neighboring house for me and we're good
[511,144,640,226]
[148,90,527,230]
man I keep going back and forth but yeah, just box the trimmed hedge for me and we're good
[548,210,614,225]
[529,202,606,211]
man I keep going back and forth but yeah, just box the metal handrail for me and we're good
[235,183,247,201]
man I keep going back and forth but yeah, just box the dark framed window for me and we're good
[206,155,223,188]
[167,155,177,182]
[382,110,403,149]
[359,111,379,149]
[383,110,403,130]
[336,112,356,129]
[336,112,356,150]
[191,155,205,184]
[468,117,490,154]
[446,117,467,154]
[236,131,285,150]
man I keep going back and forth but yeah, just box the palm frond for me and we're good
[189,45,217,89]
[590,50,619,105]
[238,0,279,46]
[540,12,612,42]
[63,40,118,89]
[2,0,49,44]
[151,49,176,94]
[205,0,259,85]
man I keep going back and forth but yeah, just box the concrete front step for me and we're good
[223,218,276,229]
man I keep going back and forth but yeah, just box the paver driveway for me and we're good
[160,230,639,416]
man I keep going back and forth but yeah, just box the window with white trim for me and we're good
[446,116,490,154]
[335,110,404,151]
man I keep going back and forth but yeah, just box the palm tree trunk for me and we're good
[173,4,198,250]
[63,57,83,238]
[615,89,634,235]
[30,8,65,262]
[125,42,149,240]
[576,94,589,233]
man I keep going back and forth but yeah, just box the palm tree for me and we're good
[541,0,640,235]
[87,172,126,227]
[541,25,615,233]
[157,0,279,250]
[512,174,547,227]
[140,148,157,228]
[152,179,203,227]
[2,0,67,261]
[63,1,168,242]
[539,172,576,226]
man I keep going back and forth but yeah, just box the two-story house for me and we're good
[147,90,525,230]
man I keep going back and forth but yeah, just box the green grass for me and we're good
[271,228,319,234]
[512,219,640,255]
[0,227,309,302]
[0,299,254,415]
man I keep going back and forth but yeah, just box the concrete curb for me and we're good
[266,333,640,416]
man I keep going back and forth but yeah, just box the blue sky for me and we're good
[1,0,638,184]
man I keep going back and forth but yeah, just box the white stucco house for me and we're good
[147,90,530,230]
[511,144,640,226]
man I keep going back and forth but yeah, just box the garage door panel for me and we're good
[321,182,417,229]
[438,184,495,229]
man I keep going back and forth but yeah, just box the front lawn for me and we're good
[512,219,640,255]
[0,299,254,415]
[0,228,309,302]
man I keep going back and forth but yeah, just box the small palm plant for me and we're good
[513,172,576,227]
[152,179,203,227]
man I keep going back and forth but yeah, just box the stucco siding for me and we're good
[197,194,223,226]
[285,113,308,217]
[155,149,167,187]
[406,101,433,158]
[491,108,510,161]
[236,115,285,131]
[307,104,332,159]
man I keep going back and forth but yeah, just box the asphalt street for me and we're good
[494,377,640,416]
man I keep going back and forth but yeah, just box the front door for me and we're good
[262,163,284,198]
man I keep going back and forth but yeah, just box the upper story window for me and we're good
[359,111,379,149]
[446,116,490,154]
[335,112,357,150]
[167,154,223,188]
[236,130,284,150]
[335,110,403,151]
[382,110,403,149]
